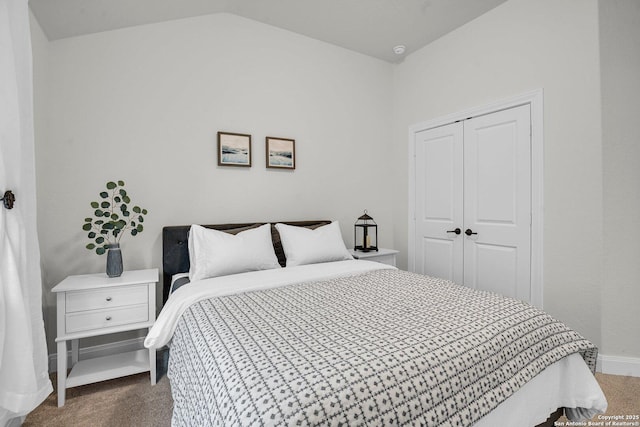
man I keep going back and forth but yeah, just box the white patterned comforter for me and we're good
[146,261,601,426]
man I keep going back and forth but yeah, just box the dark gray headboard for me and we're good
[161,220,331,303]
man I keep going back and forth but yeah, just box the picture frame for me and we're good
[266,137,295,169]
[217,132,252,167]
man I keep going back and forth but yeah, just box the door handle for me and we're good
[446,228,461,235]
[1,190,15,210]
[465,229,477,236]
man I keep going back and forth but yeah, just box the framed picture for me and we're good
[266,137,295,169]
[217,132,252,167]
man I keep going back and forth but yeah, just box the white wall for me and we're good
[32,0,640,363]
[392,0,604,346]
[34,13,393,352]
[600,0,640,359]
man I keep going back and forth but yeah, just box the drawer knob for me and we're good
[106,316,112,321]
[106,297,112,302]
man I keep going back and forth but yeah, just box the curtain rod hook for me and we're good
[1,190,15,209]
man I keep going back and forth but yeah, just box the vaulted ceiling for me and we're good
[28,0,507,62]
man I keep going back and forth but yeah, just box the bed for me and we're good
[145,220,607,426]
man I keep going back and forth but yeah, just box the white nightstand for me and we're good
[349,248,399,267]
[52,268,158,407]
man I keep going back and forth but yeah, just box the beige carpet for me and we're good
[23,373,172,427]
[24,371,639,426]
[556,372,640,423]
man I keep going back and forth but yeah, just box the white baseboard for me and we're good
[48,337,145,373]
[597,354,640,377]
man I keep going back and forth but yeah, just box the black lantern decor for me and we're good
[354,210,378,252]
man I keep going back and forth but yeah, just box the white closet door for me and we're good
[414,122,464,283]
[463,104,531,300]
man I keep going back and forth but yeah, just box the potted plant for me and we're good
[82,180,148,277]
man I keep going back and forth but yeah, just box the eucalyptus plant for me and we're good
[82,180,148,255]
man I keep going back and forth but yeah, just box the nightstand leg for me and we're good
[71,339,79,365]
[57,340,67,407]
[149,345,156,385]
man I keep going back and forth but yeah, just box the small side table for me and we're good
[52,268,158,407]
[349,248,399,267]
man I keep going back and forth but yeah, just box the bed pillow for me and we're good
[188,223,281,281]
[275,221,353,267]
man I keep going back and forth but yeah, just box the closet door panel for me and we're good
[474,123,517,224]
[414,123,463,283]
[471,243,518,297]
[421,237,456,282]
[463,105,531,301]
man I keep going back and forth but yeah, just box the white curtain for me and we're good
[0,0,53,424]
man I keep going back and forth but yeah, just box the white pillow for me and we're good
[275,221,353,267]
[188,224,281,281]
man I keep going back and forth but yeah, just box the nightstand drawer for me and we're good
[65,303,149,333]
[65,285,148,313]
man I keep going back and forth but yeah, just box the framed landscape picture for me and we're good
[266,137,295,169]
[218,132,251,167]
